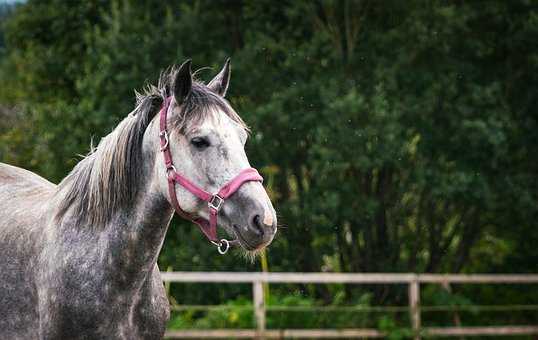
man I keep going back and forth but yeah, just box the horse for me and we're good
[0,59,277,339]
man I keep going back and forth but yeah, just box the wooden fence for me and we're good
[161,272,538,339]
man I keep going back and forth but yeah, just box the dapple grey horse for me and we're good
[0,59,277,339]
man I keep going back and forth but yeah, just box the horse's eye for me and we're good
[190,137,210,150]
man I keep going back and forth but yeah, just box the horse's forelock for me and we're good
[172,82,248,134]
[139,66,247,133]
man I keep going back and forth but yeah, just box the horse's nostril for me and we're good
[250,214,264,236]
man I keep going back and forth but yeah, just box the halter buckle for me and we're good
[159,130,169,151]
[208,195,224,211]
[211,239,230,255]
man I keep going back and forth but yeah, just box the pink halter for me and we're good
[158,97,263,254]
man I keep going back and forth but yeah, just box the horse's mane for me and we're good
[55,65,247,227]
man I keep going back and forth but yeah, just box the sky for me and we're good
[0,0,25,4]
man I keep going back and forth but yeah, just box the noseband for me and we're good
[158,97,263,254]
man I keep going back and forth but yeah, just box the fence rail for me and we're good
[162,272,538,339]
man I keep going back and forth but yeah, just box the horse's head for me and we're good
[151,60,277,252]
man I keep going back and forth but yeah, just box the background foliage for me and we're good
[1,0,537,330]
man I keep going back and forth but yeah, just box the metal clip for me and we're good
[159,130,169,151]
[211,239,230,255]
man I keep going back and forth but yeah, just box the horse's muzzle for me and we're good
[232,208,277,250]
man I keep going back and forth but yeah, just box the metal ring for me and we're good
[166,165,177,175]
[217,239,230,255]
[208,195,224,211]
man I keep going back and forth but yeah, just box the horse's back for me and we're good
[0,162,56,230]
[0,162,56,195]
[0,162,56,339]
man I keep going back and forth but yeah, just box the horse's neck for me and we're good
[99,156,173,289]
[56,146,173,291]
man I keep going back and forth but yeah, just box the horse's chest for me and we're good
[38,266,169,339]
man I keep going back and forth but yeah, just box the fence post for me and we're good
[253,280,266,338]
[409,275,421,340]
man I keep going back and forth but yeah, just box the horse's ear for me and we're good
[207,58,231,97]
[172,59,192,103]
